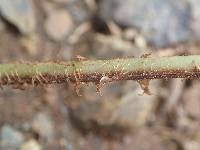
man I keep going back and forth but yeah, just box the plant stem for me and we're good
[0,55,200,87]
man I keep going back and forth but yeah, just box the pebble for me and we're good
[45,9,74,41]
[99,0,191,47]
[0,124,24,150]
[20,139,42,150]
[31,112,54,141]
[0,0,36,34]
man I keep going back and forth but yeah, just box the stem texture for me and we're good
[0,55,200,87]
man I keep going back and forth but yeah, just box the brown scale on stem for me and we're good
[140,52,152,58]
[0,55,200,96]
[1,70,197,82]
[137,79,151,95]
[95,75,113,96]
[192,60,200,72]
[0,69,199,86]
[71,55,88,96]
[73,55,88,61]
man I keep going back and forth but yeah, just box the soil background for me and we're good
[0,0,200,150]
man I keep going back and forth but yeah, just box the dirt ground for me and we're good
[0,0,200,150]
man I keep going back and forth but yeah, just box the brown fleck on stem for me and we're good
[0,55,200,87]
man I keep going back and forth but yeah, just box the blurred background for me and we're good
[0,0,200,149]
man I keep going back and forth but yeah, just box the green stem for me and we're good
[0,55,200,87]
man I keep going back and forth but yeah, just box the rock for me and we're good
[0,0,36,34]
[66,0,91,24]
[52,0,70,3]
[95,33,134,53]
[188,0,200,39]
[121,128,168,150]
[45,9,74,41]
[176,82,200,131]
[184,140,200,150]
[20,34,41,56]
[31,112,54,141]
[0,18,5,32]
[99,0,191,47]
[71,85,157,134]
[0,125,24,150]
[182,83,200,119]
[20,139,42,150]
[113,91,156,129]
